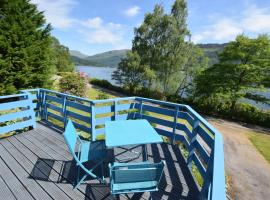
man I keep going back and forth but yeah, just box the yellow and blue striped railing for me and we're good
[0,88,225,200]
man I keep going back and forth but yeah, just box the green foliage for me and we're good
[97,92,110,100]
[112,51,155,94]
[194,34,270,112]
[0,0,55,95]
[59,73,87,97]
[51,37,74,72]
[90,78,124,93]
[113,0,207,96]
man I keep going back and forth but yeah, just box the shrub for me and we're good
[59,73,87,97]
[97,92,110,100]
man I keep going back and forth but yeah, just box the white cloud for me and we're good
[81,17,103,28]
[242,6,270,32]
[192,5,270,43]
[124,6,140,17]
[31,0,76,28]
[78,17,125,46]
[193,19,243,43]
[32,0,128,48]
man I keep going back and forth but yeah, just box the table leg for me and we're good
[143,144,148,161]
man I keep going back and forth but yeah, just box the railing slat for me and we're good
[192,152,207,179]
[72,121,91,133]
[45,94,63,104]
[197,126,214,148]
[66,110,91,123]
[47,111,64,122]
[0,110,32,123]
[66,100,91,113]
[46,103,62,113]
[0,99,30,111]
[0,119,34,135]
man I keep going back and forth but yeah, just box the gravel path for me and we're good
[208,118,270,200]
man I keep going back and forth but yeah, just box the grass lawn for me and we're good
[249,132,270,164]
[86,86,116,100]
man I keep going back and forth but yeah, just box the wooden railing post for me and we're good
[172,106,179,144]
[187,120,200,169]
[62,95,67,128]
[91,103,96,141]
[114,100,117,121]
[139,99,143,119]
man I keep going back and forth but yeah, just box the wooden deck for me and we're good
[0,122,200,200]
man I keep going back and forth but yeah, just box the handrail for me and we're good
[3,88,225,200]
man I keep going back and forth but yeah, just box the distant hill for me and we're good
[70,44,225,67]
[198,43,226,65]
[71,49,128,67]
[69,50,88,59]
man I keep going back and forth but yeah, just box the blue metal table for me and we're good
[105,119,163,148]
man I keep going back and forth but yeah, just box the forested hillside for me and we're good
[70,45,224,67]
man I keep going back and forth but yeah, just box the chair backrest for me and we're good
[63,120,78,156]
[110,161,165,185]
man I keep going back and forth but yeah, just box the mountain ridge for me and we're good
[70,44,225,67]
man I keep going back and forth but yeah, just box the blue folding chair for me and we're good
[109,161,165,197]
[63,120,106,188]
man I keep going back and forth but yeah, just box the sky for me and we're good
[31,0,270,55]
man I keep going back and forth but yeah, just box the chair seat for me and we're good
[79,140,106,163]
[112,181,158,194]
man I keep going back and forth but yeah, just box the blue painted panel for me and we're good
[95,127,104,135]
[140,114,175,128]
[174,134,190,148]
[95,105,113,115]
[116,113,129,121]
[117,103,135,112]
[66,110,91,123]
[176,123,192,138]
[178,111,195,127]
[28,93,38,100]
[142,104,175,117]
[92,96,135,104]
[46,103,62,113]
[95,116,113,126]
[45,94,63,104]
[194,140,210,164]
[0,99,30,111]
[197,126,214,148]
[192,153,206,179]
[66,100,91,113]
[0,93,27,99]
[72,121,91,133]
[210,133,226,200]
[40,88,93,104]
[154,127,173,138]
[0,119,34,135]
[47,111,64,122]
[0,110,32,123]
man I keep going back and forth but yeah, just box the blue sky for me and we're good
[32,0,270,55]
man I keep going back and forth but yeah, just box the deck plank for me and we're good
[0,122,199,200]
[0,175,16,200]
[0,156,34,200]
[20,126,116,200]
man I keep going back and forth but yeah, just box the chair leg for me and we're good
[75,174,88,189]
[148,192,153,200]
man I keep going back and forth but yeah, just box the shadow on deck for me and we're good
[0,122,200,200]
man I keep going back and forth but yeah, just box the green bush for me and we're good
[190,98,270,128]
[59,73,87,97]
[90,78,124,93]
[97,92,110,100]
